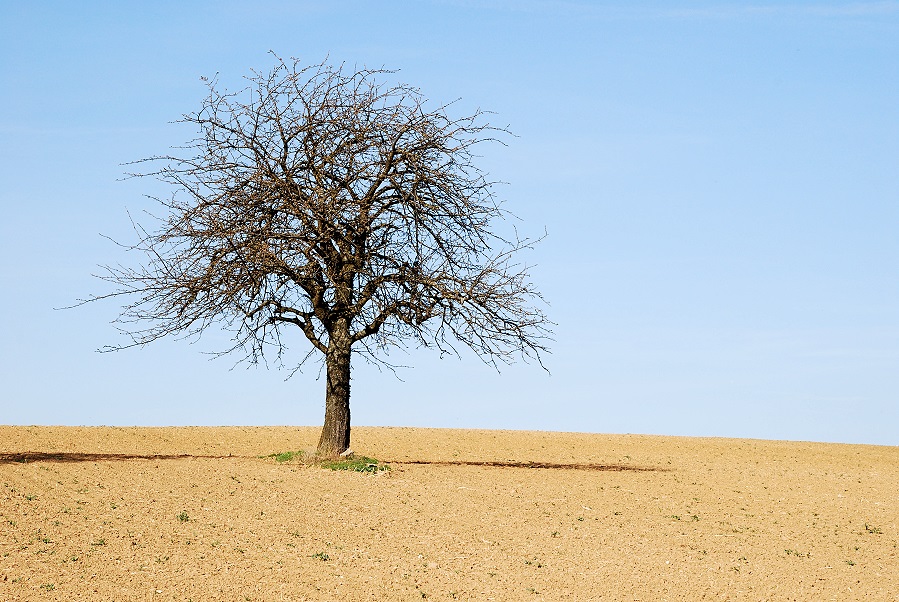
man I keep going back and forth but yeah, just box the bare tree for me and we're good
[93,57,550,457]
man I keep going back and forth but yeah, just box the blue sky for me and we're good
[1,1,896,445]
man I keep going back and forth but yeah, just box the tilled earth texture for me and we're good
[0,426,897,601]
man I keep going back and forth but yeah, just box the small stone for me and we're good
[339,449,354,458]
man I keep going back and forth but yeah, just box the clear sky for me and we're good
[1,1,896,445]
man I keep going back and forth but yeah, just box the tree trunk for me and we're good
[317,318,352,458]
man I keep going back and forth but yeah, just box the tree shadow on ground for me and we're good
[389,460,669,472]
[0,452,233,464]
[0,452,669,472]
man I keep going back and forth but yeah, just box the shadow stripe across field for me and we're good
[387,460,668,471]
[0,452,233,464]
[0,452,667,471]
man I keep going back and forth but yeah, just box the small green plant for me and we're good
[25,494,37,501]
[40,583,55,591]
[846,559,856,566]
[865,523,882,534]
[550,531,560,538]
[784,549,809,558]
[178,511,190,523]
[311,551,330,561]
[91,538,106,546]
[266,450,306,463]
[668,515,681,521]
[320,456,390,473]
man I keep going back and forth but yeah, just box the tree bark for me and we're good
[317,318,352,457]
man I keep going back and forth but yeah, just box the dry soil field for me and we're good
[0,426,896,601]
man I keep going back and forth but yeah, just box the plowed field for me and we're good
[1,426,896,601]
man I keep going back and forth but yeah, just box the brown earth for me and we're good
[0,426,896,601]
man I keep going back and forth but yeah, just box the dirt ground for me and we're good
[0,426,896,601]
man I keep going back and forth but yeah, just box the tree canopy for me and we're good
[94,57,551,456]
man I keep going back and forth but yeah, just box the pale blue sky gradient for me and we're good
[1,1,896,444]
